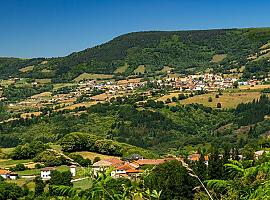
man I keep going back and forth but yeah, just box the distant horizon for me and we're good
[1,0,270,58]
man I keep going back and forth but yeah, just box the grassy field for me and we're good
[21,111,42,119]
[35,79,51,84]
[133,65,145,74]
[114,63,128,74]
[53,83,77,90]
[159,66,173,73]
[0,79,15,86]
[77,151,120,161]
[6,178,35,191]
[157,92,183,102]
[181,91,263,108]
[255,51,270,61]
[211,54,227,63]
[260,41,270,49]
[73,177,92,190]
[0,159,32,168]
[239,84,270,91]
[117,78,142,85]
[19,65,34,73]
[74,73,113,82]
[57,101,98,111]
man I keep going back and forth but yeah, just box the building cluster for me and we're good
[0,150,269,181]
[92,155,179,179]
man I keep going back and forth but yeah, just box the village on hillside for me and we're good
[0,70,268,122]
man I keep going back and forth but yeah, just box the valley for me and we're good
[1,27,270,199]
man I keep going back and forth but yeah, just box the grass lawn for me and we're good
[73,177,92,190]
[181,91,263,109]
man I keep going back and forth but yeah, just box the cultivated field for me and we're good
[181,91,264,108]
[239,84,270,91]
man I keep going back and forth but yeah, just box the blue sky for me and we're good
[1,0,270,58]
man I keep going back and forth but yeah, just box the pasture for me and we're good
[211,54,227,63]
[77,151,120,161]
[74,73,113,82]
[181,91,263,108]
[114,63,128,74]
[19,65,34,73]
[133,65,145,74]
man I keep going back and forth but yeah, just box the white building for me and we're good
[0,169,18,180]
[70,165,76,177]
[40,167,56,180]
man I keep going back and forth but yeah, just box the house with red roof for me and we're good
[0,169,18,180]
[92,158,124,176]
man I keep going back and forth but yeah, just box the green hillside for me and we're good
[1,28,270,82]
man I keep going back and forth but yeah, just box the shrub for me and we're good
[178,93,186,100]
[10,163,28,172]
[165,98,172,104]
[208,97,213,102]
[215,94,219,98]
[172,96,178,102]
[93,157,101,163]
[217,103,222,108]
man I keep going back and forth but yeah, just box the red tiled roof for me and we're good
[0,169,11,175]
[105,158,124,167]
[41,167,56,171]
[116,163,136,171]
[134,159,165,165]
[188,154,209,161]
[126,169,143,173]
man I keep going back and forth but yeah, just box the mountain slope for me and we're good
[1,28,270,82]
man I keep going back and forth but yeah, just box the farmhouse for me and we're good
[92,158,124,176]
[111,163,141,178]
[188,154,209,165]
[40,167,56,180]
[0,169,18,180]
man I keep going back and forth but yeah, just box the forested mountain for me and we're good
[1,28,270,82]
